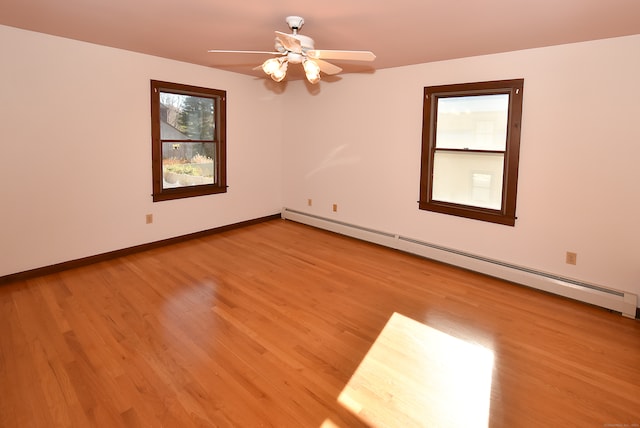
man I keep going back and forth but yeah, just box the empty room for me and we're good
[1,0,639,426]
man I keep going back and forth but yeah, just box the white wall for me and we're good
[2,24,638,306]
[0,25,284,276]
[282,35,640,301]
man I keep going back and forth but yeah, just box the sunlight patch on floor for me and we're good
[335,312,494,427]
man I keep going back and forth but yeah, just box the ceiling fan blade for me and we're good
[307,49,376,62]
[208,50,281,55]
[275,31,302,53]
[315,59,342,75]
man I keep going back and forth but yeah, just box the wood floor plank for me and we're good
[0,219,639,427]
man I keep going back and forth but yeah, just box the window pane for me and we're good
[162,142,216,189]
[436,94,508,151]
[432,151,504,209]
[159,92,214,141]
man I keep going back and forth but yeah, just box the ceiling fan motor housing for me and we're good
[295,35,314,51]
[274,34,315,59]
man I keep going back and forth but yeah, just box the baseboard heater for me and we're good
[281,208,637,319]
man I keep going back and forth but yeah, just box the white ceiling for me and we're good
[1,0,639,80]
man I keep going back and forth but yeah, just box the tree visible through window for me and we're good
[419,79,524,226]
[151,80,227,202]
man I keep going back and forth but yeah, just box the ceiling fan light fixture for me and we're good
[306,73,321,84]
[270,60,288,82]
[303,58,320,75]
[261,57,281,75]
[303,58,321,84]
[270,73,285,82]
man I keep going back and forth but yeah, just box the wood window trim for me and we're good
[151,80,227,202]
[419,79,524,226]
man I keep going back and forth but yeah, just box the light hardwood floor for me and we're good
[1,219,639,427]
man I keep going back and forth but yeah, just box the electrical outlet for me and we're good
[566,251,577,265]
[332,204,338,212]
[146,214,153,224]
[308,198,312,206]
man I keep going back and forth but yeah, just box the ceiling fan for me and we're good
[207,16,376,84]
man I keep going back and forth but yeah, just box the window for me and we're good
[151,80,227,202]
[419,79,524,226]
